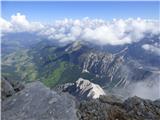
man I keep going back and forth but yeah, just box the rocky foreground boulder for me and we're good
[2,81,78,120]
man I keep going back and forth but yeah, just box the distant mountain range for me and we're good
[2,33,160,90]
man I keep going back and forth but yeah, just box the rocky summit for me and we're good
[2,80,160,120]
[2,81,78,120]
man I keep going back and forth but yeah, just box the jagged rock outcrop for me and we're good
[78,96,160,120]
[1,78,15,100]
[2,81,78,120]
[1,77,24,100]
[62,78,106,100]
[81,51,123,77]
[53,82,75,95]
[99,95,123,106]
[123,96,160,120]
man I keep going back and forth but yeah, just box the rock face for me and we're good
[2,80,160,120]
[2,81,78,120]
[78,96,160,120]
[123,96,160,120]
[81,51,124,79]
[80,50,152,88]
[1,78,15,100]
[1,77,24,100]
[63,78,106,100]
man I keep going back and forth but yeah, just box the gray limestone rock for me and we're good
[78,96,160,120]
[2,81,78,120]
[1,78,15,100]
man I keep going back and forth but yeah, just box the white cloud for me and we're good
[1,13,160,45]
[70,26,82,37]
[130,73,160,100]
[1,13,44,33]
[130,80,160,100]
[11,13,30,30]
[0,18,12,33]
[142,44,160,56]
[112,73,160,100]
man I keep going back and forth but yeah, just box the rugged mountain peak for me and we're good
[76,78,106,99]
[64,78,106,100]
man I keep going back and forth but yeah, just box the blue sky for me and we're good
[1,1,159,23]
